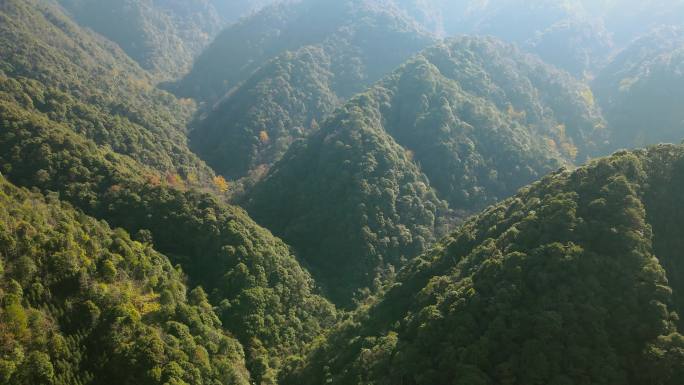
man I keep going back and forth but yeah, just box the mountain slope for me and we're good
[0,175,250,385]
[188,0,434,180]
[0,2,336,383]
[211,0,280,24]
[244,37,604,304]
[173,0,430,103]
[376,37,604,208]
[393,0,614,76]
[58,0,224,79]
[0,98,336,382]
[282,144,684,385]
[593,27,684,151]
[246,94,450,304]
[0,0,215,185]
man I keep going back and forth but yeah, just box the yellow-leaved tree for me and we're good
[213,175,229,193]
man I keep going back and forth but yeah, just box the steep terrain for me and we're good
[0,1,336,383]
[0,0,215,185]
[4,0,684,383]
[58,0,224,79]
[282,144,684,385]
[0,175,250,385]
[245,36,605,304]
[392,0,614,76]
[188,0,434,180]
[592,0,684,45]
[211,0,280,24]
[593,27,684,151]
[173,0,430,103]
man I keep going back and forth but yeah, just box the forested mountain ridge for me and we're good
[0,1,337,383]
[57,0,224,80]
[172,0,431,103]
[3,0,684,384]
[282,143,684,385]
[375,37,605,208]
[0,175,251,385]
[390,0,614,76]
[211,0,281,24]
[57,0,286,80]
[593,27,684,152]
[188,0,434,180]
[0,0,215,186]
[244,36,605,304]
[246,91,450,305]
[391,0,684,77]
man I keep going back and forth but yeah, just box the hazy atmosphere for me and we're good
[1,1,684,384]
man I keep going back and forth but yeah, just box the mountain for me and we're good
[187,0,434,180]
[58,0,224,79]
[0,175,250,385]
[246,94,450,305]
[0,1,336,383]
[593,27,684,151]
[391,0,614,77]
[244,36,605,305]
[173,0,430,103]
[591,0,684,45]
[281,143,684,385]
[0,0,215,185]
[211,0,280,24]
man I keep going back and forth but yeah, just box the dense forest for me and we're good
[282,144,684,385]
[392,0,684,76]
[2,0,684,384]
[0,1,337,383]
[593,27,684,151]
[57,0,279,80]
[0,175,251,385]
[188,0,434,180]
[244,36,604,304]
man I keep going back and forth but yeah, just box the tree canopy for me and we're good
[244,36,605,305]
[0,175,251,385]
[282,144,684,385]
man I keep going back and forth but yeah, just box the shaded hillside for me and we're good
[592,0,684,45]
[0,96,336,383]
[594,27,684,151]
[393,0,613,76]
[246,94,450,305]
[0,0,215,185]
[58,0,224,79]
[211,0,280,24]
[245,37,605,304]
[0,175,250,385]
[189,1,433,179]
[282,144,684,385]
[173,0,429,102]
[377,37,604,208]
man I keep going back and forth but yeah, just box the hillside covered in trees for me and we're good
[394,0,684,76]
[0,0,216,185]
[282,144,684,385]
[0,175,250,385]
[0,1,337,383]
[173,0,431,103]
[56,0,281,80]
[244,36,605,304]
[187,0,435,180]
[57,0,226,79]
[211,0,279,24]
[593,27,684,151]
[3,0,684,383]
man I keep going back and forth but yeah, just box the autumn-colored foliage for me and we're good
[259,130,270,144]
[213,175,230,193]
